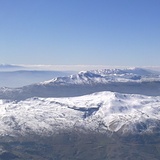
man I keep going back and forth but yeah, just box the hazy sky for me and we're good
[0,0,159,66]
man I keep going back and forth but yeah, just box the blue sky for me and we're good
[0,0,160,66]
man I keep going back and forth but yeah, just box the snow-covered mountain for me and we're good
[42,67,160,85]
[0,91,160,136]
[0,68,160,100]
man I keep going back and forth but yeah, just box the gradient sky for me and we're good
[0,0,160,66]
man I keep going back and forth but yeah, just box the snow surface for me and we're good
[0,91,160,136]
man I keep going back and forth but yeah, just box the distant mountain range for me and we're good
[42,67,160,85]
[0,64,24,70]
[0,68,160,100]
